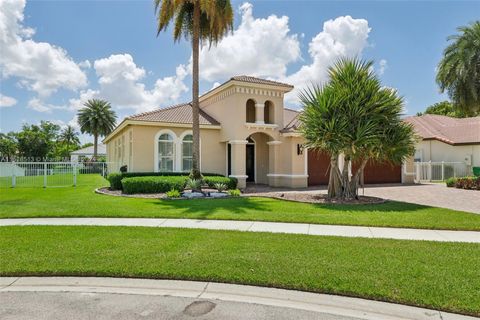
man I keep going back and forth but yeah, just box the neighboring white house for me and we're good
[404,115,480,177]
[70,144,107,162]
[0,162,25,177]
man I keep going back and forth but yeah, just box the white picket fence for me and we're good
[0,162,116,188]
[414,161,469,182]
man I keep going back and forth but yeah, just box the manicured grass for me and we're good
[0,226,479,316]
[1,174,480,230]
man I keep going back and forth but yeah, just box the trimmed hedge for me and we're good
[122,176,187,194]
[454,176,480,190]
[107,171,225,190]
[446,177,457,188]
[107,173,123,190]
[204,176,237,190]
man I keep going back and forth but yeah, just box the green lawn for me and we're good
[1,226,479,316]
[1,174,480,230]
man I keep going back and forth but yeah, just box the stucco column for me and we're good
[255,103,265,124]
[229,140,248,189]
[267,141,282,186]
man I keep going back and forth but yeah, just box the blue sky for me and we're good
[1,0,479,143]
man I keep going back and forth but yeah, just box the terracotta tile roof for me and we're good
[281,108,302,133]
[404,114,480,145]
[231,75,294,89]
[127,103,220,126]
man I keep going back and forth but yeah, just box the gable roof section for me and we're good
[404,114,480,145]
[282,108,301,133]
[127,103,220,126]
[230,76,294,89]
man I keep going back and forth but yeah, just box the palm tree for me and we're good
[77,99,117,160]
[437,21,480,115]
[154,0,233,179]
[58,125,80,147]
[300,58,416,200]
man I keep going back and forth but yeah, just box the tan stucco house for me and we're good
[104,76,406,188]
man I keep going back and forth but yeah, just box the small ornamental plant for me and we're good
[214,182,227,192]
[186,178,202,191]
[227,189,241,197]
[166,189,181,198]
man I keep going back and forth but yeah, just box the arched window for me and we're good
[158,133,174,172]
[182,134,193,171]
[264,101,274,124]
[246,99,256,123]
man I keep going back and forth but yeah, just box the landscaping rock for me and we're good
[209,192,229,198]
[182,192,205,199]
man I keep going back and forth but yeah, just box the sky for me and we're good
[1,0,479,143]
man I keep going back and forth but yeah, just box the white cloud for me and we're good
[283,15,371,104]
[78,60,92,69]
[198,2,300,81]
[27,98,67,113]
[0,0,87,97]
[70,54,189,113]
[378,59,388,75]
[0,94,17,107]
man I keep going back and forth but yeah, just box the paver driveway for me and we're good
[361,183,480,214]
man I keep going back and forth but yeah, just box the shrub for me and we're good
[227,189,241,197]
[122,176,187,194]
[214,182,227,192]
[120,165,128,173]
[446,177,457,187]
[166,189,181,198]
[454,176,480,190]
[186,178,202,191]
[105,171,225,190]
[204,176,237,190]
[107,173,123,190]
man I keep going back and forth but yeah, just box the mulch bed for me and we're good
[95,187,167,199]
[257,192,387,205]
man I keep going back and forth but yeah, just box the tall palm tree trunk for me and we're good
[190,0,202,180]
[93,133,98,160]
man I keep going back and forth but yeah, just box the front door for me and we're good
[246,144,255,182]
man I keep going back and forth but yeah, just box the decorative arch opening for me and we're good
[246,99,256,123]
[264,100,274,124]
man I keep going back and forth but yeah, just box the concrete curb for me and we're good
[1,218,480,243]
[0,277,476,320]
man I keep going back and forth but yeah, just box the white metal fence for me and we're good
[0,162,116,188]
[414,161,469,182]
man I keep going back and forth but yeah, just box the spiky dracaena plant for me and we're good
[155,0,233,179]
[300,58,416,200]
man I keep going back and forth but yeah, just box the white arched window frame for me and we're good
[180,132,193,172]
[154,129,177,172]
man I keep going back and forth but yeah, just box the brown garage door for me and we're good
[308,152,402,186]
[308,150,330,186]
[361,161,401,184]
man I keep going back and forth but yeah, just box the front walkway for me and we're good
[0,277,476,320]
[1,218,479,243]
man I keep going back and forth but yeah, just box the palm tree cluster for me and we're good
[437,21,480,115]
[155,0,233,179]
[78,99,117,160]
[300,58,416,200]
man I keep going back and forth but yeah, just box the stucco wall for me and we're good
[107,124,224,174]
[415,140,480,166]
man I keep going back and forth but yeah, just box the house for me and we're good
[404,114,480,175]
[104,76,406,188]
[70,144,107,162]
